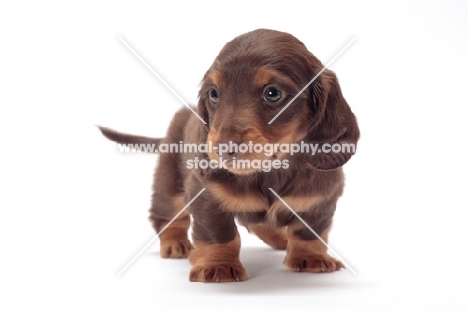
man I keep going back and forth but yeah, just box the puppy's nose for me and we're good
[215,140,241,162]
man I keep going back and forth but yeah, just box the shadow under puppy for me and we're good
[99,29,360,282]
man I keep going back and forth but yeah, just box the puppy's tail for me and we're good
[98,126,162,152]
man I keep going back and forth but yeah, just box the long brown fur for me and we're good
[99,29,359,282]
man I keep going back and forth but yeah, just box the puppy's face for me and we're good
[199,30,316,175]
[198,29,359,174]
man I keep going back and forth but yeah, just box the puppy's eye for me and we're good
[263,87,282,102]
[209,89,219,103]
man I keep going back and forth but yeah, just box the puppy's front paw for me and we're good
[189,263,248,282]
[160,239,193,259]
[284,252,344,273]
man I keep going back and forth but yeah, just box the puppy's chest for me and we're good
[208,182,324,215]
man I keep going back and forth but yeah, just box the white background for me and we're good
[1,0,467,310]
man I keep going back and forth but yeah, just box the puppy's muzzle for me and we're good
[215,140,241,162]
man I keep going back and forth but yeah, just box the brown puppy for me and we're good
[99,29,359,282]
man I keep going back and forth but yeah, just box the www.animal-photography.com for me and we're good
[1,1,467,310]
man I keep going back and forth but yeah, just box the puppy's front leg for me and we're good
[284,213,344,273]
[189,233,247,282]
[188,191,247,282]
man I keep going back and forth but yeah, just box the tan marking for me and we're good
[287,233,328,255]
[158,215,191,258]
[189,233,241,266]
[159,237,192,259]
[207,70,221,86]
[270,195,324,213]
[209,183,268,212]
[241,127,269,145]
[189,234,247,282]
[246,223,287,250]
[284,227,343,272]
[254,69,276,88]
[158,194,192,258]
[207,125,276,175]
[206,130,219,162]
[156,194,190,237]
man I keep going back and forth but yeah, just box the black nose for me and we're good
[215,140,241,162]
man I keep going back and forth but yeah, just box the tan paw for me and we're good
[160,239,193,259]
[189,263,248,282]
[284,253,344,273]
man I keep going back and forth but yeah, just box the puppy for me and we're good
[99,29,359,282]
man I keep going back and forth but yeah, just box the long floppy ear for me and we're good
[307,69,360,170]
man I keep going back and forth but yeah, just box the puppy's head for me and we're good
[198,29,359,174]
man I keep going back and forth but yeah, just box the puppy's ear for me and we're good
[307,69,360,170]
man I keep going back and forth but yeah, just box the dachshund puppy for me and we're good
[100,29,359,282]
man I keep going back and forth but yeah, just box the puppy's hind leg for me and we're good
[149,195,192,259]
[149,150,192,259]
